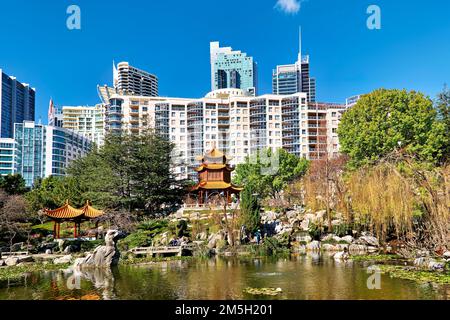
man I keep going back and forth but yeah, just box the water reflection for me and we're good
[66,267,117,300]
[0,254,449,300]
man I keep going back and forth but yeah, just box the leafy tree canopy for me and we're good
[338,89,448,167]
[0,174,27,195]
[234,148,310,199]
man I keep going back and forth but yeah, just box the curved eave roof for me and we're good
[191,181,243,192]
[44,204,83,219]
[194,164,234,172]
[81,205,104,219]
[44,202,104,220]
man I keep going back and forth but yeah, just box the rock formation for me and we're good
[74,230,124,269]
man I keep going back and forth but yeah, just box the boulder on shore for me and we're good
[414,257,446,271]
[356,233,379,247]
[0,259,4,266]
[306,240,321,251]
[54,255,72,264]
[5,257,19,266]
[74,230,125,269]
[333,251,349,261]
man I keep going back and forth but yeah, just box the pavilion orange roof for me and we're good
[191,181,243,192]
[44,201,104,220]
[194,163,235,172]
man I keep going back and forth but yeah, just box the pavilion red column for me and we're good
[74,222,77,238]
[53,221,57,239]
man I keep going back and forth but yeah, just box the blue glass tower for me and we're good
[0,69,35,138]
[210,42,257,95]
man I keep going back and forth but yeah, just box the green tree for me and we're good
[338,89,448,167]
[0,174,27,195]
[234,148,310,199]
[435,85,450,160]
[25,176,84,213]
[67,131,189,216]
[239,184,261,233]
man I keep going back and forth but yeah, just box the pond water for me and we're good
[0,254,448,300]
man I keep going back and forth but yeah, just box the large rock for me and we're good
[306,240,321,251]
[356,233,379,247]
[333,251,349,261]
[74,230,125,269]
[207,231,225,250]
[322,244,339,251]
[443,251,450,260]
[54,255,72,264]
[0,259,4,266]
[340,235,354,244]
[17,255,34,263]
[414,257,446,271]
[315,210,326,221]
[349,244,368,252]
[5,257,20,266]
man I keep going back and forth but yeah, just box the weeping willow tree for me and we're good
[347,156,449,250]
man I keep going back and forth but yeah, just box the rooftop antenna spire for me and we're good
[298,26,302,63]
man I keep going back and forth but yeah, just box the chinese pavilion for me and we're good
[44,200,104,239]
[190,147,243,205]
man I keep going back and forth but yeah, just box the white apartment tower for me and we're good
[100,89,346,181]
[113,62,159,97]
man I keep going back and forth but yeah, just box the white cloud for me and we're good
[275,0,302,14]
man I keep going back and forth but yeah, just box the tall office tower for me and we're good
[0,69,35,138]
[13,121,91,187]
[102,88,346,181]
[113,62,158,97]
[61,105,106,146]
[210,42,258,95]
[272,29,316,102]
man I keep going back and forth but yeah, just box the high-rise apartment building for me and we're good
[210,42,257,95]
[48,101,106,146]
[0,69,35,138]
[272,30,316,102]
[113,62,158,97]
[11,121,91,187]
[0,138,16,176]
[60,105,106,146]
[102,89,346,181]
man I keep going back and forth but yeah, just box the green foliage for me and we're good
[308,223,323,240]
[239,184,261,233]
[338,89,448,167]
[27,131,190,216]
[379,265,450,285]
[118,230,153,250]
[25,176,84,213]
[137,219,169,237]
[233,148,309,199]
[435,85,450,160]
[176,220,188,237]
[0,174,27,195]
[332,223,351,237]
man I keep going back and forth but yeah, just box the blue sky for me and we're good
[0,0,449,123]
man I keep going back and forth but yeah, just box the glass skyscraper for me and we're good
[210,42,257,95]
[272,30,316,102]
[12,121,91,187]
[0,69,35,138]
